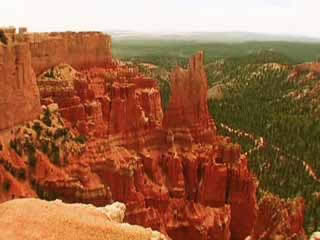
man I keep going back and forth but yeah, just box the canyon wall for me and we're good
[26,31,112,75]
[0,29,41,131]
[0,28,111,131]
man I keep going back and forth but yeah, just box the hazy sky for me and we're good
[1,0,320,38]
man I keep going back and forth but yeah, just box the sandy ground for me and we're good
[0,198,165,240]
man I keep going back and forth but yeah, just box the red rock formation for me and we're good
[37,63,164,146]
[31,52,258,239]
[295,63,320,76]
[164,51,216,143]
[0,30,307,240]
[288,62,320,83]
[228,156,258,240]
[251,193,307,240]
[164,52,257,240]
[0,29,41,131]
[26,31,112,75]
[0,51,257,240]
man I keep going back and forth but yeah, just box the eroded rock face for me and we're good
[164,51,216,143]
[37,62,163,147]
[3,53,257,240]
[26,31,112,75]
[0,53,255,239]
[0,30,307,240]
[0,198,168,240]
[251,193,307,240]
[0,39,41,131]
[295,63,320,76]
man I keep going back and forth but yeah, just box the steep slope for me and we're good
[26,31,112,75]
[0,33,41,130]
[164,51,216,143]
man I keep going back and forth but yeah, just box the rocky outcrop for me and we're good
[37,62,164,147]
[0,198,167,240]
[26,31,112,75]
[295,63,320,76]
[250,193,307,240]
[0,29,41,131]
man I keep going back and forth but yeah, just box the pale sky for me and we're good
[1,0,320,38]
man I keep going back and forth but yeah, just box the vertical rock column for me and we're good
[0,40,41,130]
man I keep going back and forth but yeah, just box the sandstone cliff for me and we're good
[0,30,41,131]
[26,31,112,75]
[0,198,167,240]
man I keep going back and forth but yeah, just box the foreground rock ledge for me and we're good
[0,198,167,240]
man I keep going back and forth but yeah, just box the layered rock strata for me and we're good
[26,31,112,75]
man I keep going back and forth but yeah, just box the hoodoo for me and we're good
[164,51,216,143]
